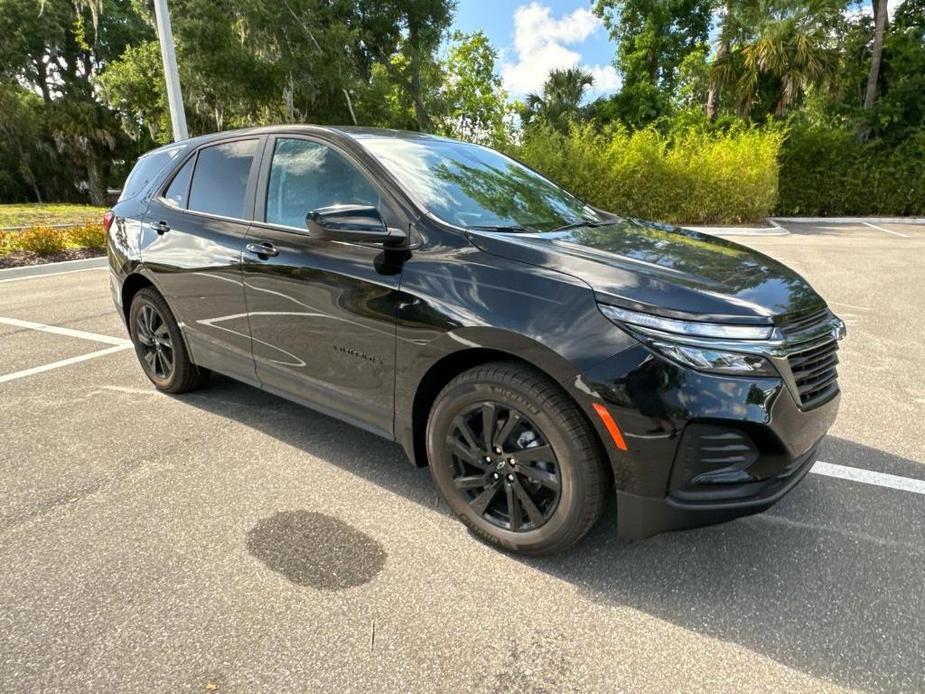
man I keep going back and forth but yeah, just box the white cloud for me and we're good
[500,2,621,98]
[589,65,621,92]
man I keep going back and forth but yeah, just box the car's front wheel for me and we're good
[426,361,609,555]
[128,287,208,393]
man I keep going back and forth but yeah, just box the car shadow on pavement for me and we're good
[183,375,924,692]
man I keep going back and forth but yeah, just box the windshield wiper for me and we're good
[465,224,536,233]
[548,220,610,233]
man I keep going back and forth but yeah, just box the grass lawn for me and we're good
[0,203,107,228]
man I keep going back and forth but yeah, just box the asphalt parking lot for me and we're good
[1,222,923,692]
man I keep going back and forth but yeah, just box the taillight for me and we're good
[102,210,115,233]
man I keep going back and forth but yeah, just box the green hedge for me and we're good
[777,127,925,217]
[514,123,782,225]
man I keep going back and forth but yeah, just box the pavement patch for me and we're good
[246,510,386,590]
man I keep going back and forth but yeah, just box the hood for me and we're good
[466,218,826,323]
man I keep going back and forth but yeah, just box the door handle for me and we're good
[153,220,170,235]
[246,241,279,258]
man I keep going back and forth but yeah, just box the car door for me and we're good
[141,136,262,384]
[242,135,406,437]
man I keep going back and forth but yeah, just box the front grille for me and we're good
[778,308,841,408]
[788,339,839,406]
[780,308,832,342]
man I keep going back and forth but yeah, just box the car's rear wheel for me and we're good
[128,287,208,393]
[426,361,609,555]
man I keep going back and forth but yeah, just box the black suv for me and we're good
[106,126,845,554]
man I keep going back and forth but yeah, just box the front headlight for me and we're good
[599,304,778,377]
[598,304,773,340]
[649,341,776,376]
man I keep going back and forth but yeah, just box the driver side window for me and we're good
[265,138,380,229]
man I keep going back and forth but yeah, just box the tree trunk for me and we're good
[706,40,727,120]
[864,0,888,109]
[408,43,430,132]
[706,2,731,121]
[342,89,357,125]
[410,68,429,131]
[86,157,105,206]
[22,162,43,203]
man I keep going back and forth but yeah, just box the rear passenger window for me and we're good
[188,139,258,219]
[163,156,195,208]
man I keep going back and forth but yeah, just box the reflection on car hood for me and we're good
[466,218,826,322]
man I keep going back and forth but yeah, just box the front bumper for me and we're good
[582,344,840,539]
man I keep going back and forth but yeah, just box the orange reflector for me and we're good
[592,402,628,451]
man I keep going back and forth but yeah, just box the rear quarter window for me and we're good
[119,147,184,202]
[162,156,195,209]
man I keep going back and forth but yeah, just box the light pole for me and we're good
[152,0,188,141]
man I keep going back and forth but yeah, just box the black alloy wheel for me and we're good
[135,302,174,380]
[447,401,561,532]
[427,361,609,555]
[128,287,208,394]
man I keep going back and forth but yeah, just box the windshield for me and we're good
[357,135,603,232]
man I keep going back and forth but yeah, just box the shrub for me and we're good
[68,222,106,249]
[777,126,925,216]
[515,123,782,225]
[13,225,68,255]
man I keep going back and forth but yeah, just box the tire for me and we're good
[426,361,609,555]
[128,287,208,394]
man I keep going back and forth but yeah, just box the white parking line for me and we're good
[829,301,871,312]
[811,461,925,495]
[0,266,107,283]
[0,344,132,384]
[0,316,129,346]
[863,222,910,238]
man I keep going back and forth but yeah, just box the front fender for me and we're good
[394,324,633,484]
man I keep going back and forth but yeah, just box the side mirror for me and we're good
[306,205,405,246]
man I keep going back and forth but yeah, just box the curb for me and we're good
[685,224,788,237]
[689,216,924,236]
[771,216,925,225]
[0,222,98,232]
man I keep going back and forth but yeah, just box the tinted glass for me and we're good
[266,138,379,228]
[358,136,601,232]
[163,156,195,209]
[120,147,182,201]
[188,139,258,219]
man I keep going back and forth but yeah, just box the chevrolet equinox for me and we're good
[106,126,845,554]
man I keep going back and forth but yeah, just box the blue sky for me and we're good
[452,0,886,100]
[452,1,621,99]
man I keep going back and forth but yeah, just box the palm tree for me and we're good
[706,1,733,120]
[709,0,843,118]
[522,67,594,132]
